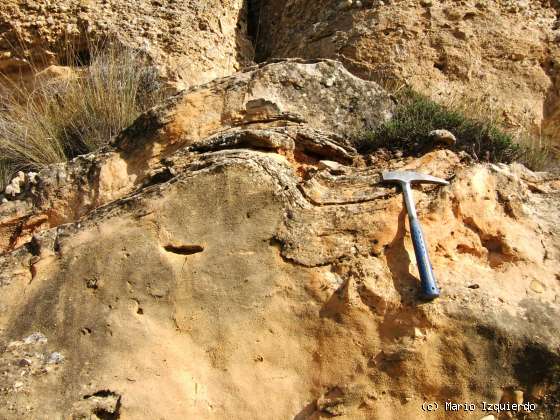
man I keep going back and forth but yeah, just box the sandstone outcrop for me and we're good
[0,0,253,86]
[0,59,393,252]
[1,60,559,419]
[254,0,560,141]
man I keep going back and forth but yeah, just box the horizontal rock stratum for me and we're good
[0,60,559,419]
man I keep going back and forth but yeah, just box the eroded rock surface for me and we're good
[255,0,560,140]
[0,0,253,86]
[0,60,559,419]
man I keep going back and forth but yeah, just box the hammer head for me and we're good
[382,170,449,186]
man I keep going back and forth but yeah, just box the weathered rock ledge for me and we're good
[0,59,393,252]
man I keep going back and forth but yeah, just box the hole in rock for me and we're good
[164,244,204,255]
[434,61,446,71]
[84,390,117,399]
[83,390,122,419]
[481,236,504,254]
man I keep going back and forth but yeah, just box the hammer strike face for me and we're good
[382,170,449,186]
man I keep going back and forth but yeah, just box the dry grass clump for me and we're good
[0,160,12,192]
[0,44,167,189]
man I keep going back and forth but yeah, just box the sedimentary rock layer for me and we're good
[0,60,559,419]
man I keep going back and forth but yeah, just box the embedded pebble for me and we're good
[23,332,47,345]
[530,280,545,293]
[47,352,64,364]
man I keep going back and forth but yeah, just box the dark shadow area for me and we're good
[293,400,318,420]
[234,1,257,68]
[247,0,262,45]
[319,279,349,323]
[383,206,419,303]
[246,0,269,63]
[541,53,560,157]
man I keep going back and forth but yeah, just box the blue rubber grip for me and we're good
[409,216,440,300]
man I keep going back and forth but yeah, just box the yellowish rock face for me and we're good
[0,59,559,419]
[1,146,559,419]
[0,0,254,86]
[0,0,559,417]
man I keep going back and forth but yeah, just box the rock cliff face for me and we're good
[1,60,559,419]
[0,0,253,86]
[254,0,560,140]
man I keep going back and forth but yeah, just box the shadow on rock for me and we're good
[384,206,419,303]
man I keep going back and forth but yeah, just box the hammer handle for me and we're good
[409,216,440,300]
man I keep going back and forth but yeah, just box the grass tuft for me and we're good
[0,159,14,192]
[355,88,555,171]
[0,43,167,190]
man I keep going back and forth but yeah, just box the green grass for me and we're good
[356,88,555,171]
[0,44,167,191]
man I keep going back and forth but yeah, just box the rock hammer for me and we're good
[382,171,449,300]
